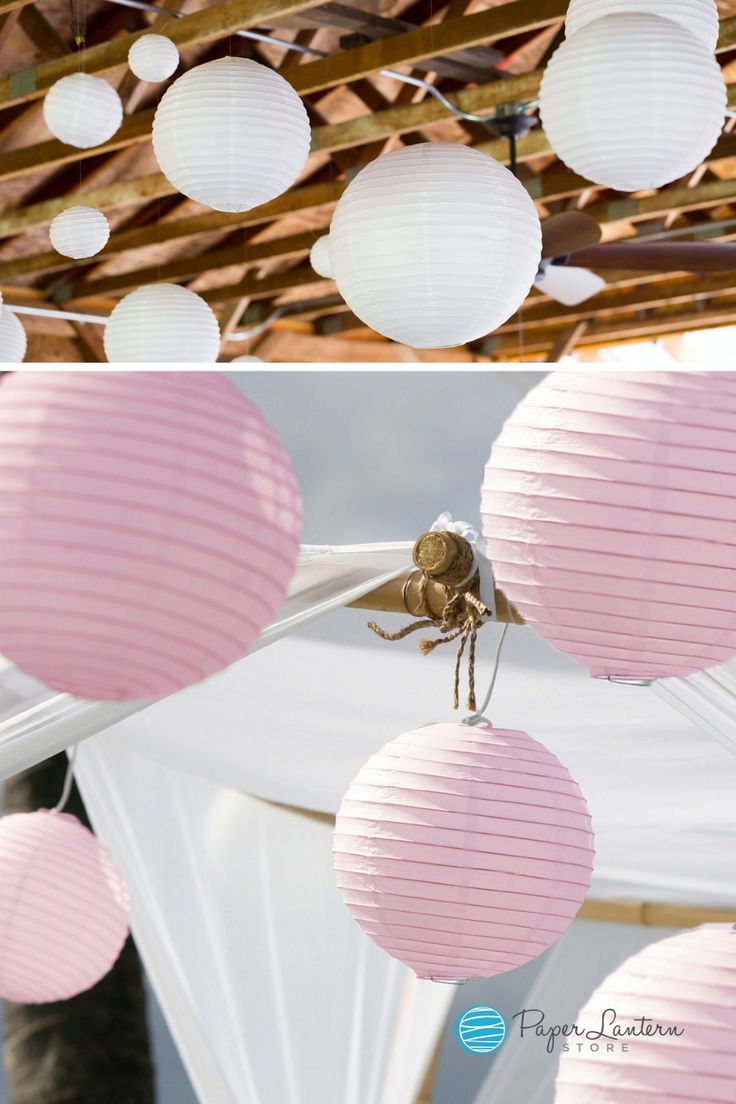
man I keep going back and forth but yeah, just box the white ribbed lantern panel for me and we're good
[334,722,594,982]
[565,0,720,50]
[540,14,726,192]
[329,144,542,349]
[43,73,123,149]
[309,235,334,278]
[104,284,220,363]
[0,310,26,363]
[481,372,736,681]
[555,925,736,1104]
[152,57,311,213]
[50,206,110,259]
[0,811,130,1003]
[128,34,179,82]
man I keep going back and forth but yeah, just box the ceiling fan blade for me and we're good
[568,241,736,272]
[541,212,602,259]
[534,265,607,306]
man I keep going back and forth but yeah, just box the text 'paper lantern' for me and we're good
[104,283,220,363]
[540,14,726,192]
[565,0,720,50]
[0,310,26,363]
[43,73,123,149]
[309,235,334,279]
[49,206,110,259]
[334,722,594,981]
[152,57,311,213]
[128,34,179,82]
[481,371,736,681]
[0,810,129,1003]
[328,143,542,349]
[556,924,736,1103]
[0,371,302,700]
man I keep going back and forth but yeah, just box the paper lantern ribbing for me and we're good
[104,284,220,363]
[128,34,179,82]
[481,371,736,681]
[0,372,302,700]
[49,206,110,259]
[0,810,129,1003]
[555,924,736,1103]
[0,309,26,363]
[43,73,123,149]
[540,14,726,192]
[565,0,719,50]
[152,57,311,213]
[328,143,542,349]
[309,235,334,279]
[334,722,594,981]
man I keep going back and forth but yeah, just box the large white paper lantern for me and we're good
[49,206,110,259]
[0,310,26,363]
[104,284,220,363]
[152,57,311,213]
[328,143,542,349]
[309,235,334,279]
[128,33,179,82]
[43,73,123,149]
[565,0,720,51]
[540,13,726,192]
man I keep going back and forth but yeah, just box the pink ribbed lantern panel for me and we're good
[482,372,736,680]
[0,372,302,700]
[0,810,130,1003]
[334,722,594,981]
[555,924,736,1104]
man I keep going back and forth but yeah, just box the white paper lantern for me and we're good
[540,14,726,192]
[0,310,26,363]
[49,206,110,259]
[329,143,542,349]
[309,235,334,279]
[43,73,123,149]
[104,284,220,363]
[128,34,179,82]
[231,355,263,362]
[565,0,719,51]
[152,57,311,213]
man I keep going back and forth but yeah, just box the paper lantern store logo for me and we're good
[454,1007,507,1055]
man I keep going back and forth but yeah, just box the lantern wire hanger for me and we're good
[52,744,79,814]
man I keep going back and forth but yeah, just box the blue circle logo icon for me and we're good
[454,1006,506,1055]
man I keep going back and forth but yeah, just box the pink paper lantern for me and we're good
[0,371,302,700]
[482,371,736,681]
[0,810,130,1003]
[333,722,594,981]
[555,924,736,1103]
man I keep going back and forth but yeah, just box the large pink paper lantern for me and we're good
[556,924,736,1103]
[482,371,736,681]
[0,372,301,700]
[334,722,594,981]
[0,810,130,1003]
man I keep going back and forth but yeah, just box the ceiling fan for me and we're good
[538,211,736,306]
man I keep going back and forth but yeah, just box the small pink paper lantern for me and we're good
[556,924,736,1103]
[333,722,594,981]
[482,371,736,681]
[0,810,130,1003]
[0,371,302,700]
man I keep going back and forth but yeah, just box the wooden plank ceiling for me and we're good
[2,0,736,361]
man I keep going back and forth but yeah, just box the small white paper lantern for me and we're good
[49,206,110,259]
[540,13,726,192]
[329,143,542,349]
[565,0,719,51]
[104,284,220,363]
[309,235,334,279]
[152,57,311,213]
[0,310,27,363]
[128,34,180,82]
[43,73,123,149]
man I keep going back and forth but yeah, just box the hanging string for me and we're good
[463,622,509,726]
[51,745,79,814]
